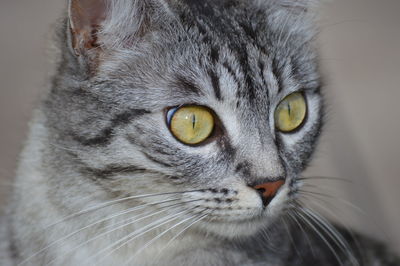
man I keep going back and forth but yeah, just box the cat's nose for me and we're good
[252,179,285,207]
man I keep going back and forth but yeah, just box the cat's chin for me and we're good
[197,216,275,239]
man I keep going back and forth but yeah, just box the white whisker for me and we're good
[299,176,352,183]
[281,216,302,260]
[293,207,344,266]
[45,200,195,265]
[298,190,366,216]
[124,211,205,265]
[286,210,316,258]
[301,207,359,266]
[41,190,203,231]
[19,197,185,265]
[304,198,367,265]
[153,212,209,264]
[86,205,198,264]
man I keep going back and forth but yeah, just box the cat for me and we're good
[1,0,399,265]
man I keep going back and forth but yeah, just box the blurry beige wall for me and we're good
[0,0,399,254]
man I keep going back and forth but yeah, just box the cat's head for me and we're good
[45,0,322,239]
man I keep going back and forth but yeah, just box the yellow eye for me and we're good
[168,105,215,145]
[274,92,307,132]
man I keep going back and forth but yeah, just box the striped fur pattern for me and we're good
[4,0,399,265]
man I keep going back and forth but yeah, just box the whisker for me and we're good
[86,203,199,264]
[41,189,204,231]
[281,216,303,261]
[298,176,352,183]
[300,207,359,266]
[298,188,390,245]
[299,184,355,199]
[154,212,209,262]
[19,197,183,265]
[303,198,367,265]
[124,210,207,265]
[305,203,361,265]
[301,183,340,191]
[286,208,316,258]
[45,200,194,265]
[297,190,366,215]
[293,207,344,266]
[259,226,281,254]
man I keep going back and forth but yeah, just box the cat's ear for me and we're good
[68,0,108,57]
[67,0,165,72]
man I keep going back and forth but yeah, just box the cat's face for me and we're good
[47,0,322,239]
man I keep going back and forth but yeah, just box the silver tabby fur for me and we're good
[2,0,399,265]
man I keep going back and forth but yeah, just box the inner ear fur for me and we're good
[68,0,108,56]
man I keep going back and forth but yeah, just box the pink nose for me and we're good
[253,180,285,207]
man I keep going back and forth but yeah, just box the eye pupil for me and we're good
[192,114,196,129]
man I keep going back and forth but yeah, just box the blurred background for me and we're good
[0,0,399,255]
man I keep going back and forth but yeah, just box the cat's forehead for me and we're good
[97,0,318,115]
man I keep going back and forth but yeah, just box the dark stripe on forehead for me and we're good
[258,59,270,101]
[210,46,220,64]
[272,58,285,93]
[209,70,222,100]
[238,21,258,41]
[72,109,150,146]
[232,46,256,103]
[173,75,203,96]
